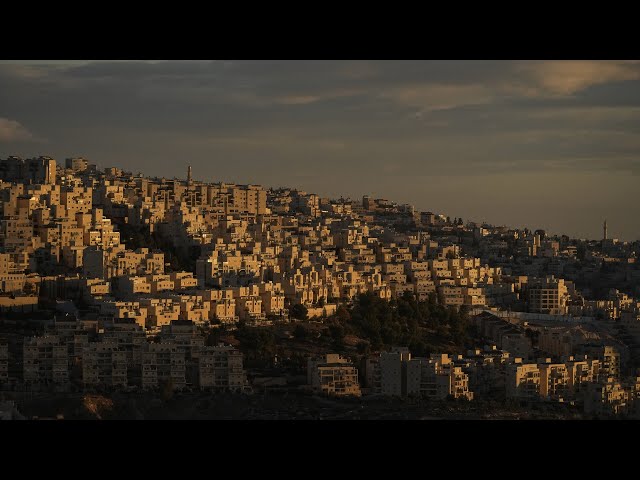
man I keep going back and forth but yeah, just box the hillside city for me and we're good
[0,155,639,420]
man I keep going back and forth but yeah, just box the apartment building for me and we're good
[196,344,249,392]
[405,353,473,400]
[82,340,128,388]
[0,156,56,185]
[578,344,621,381]
[307,353,361,397]
[23,335,69,388]
[584,378,630,416]
[159,320,205,362]
[565,355,601,400]
[506,361,540,401]
[65,157,89,173]
[141,342,186,391]
[538,360,570,401]
[525,276,569,315]
[378,348,408,396]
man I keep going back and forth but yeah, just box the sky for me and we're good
[0,60,638,241]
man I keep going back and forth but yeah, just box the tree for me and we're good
[329,323,345,344]
[336,305,351,322]
[356,341,370,355]
[206,328,223,346]
[293,324,308,340]
[291,304,308,321]
[408,338,429,357]
[235,326,276,366]
[371,334,383,351]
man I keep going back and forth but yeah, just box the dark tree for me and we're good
[356,341,371,355]
[336,304,351,322]
[293,324,308,340]
[329,323,345,343]
[291,304,308,321]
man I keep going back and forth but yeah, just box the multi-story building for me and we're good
[141,342,186,391]
[405,354,473,400]
[65,157,89,173]
[565,355,601,401]
[578,344,621,381]
[0,252,26,293]
[584,378,630,416]
[538,360,570,401]
[379,347,411,397]
[101,320,147,385]
[0,156,57,185]
[196,344,249,392]
[506,361,540,401]
[307,353,361,397]
[23,335,69,388]
[82,340,128,388]
[159,320,205,363]
[524,276,569,315]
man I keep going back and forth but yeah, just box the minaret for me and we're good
[187,165,192,185]
[603,219,608,241]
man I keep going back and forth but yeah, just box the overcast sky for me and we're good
[0,60,638,241]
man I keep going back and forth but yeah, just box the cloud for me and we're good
[277,95,322,105]
[382,84,496,111]
[516,60,640,96]
[0,118,34,142]
[378,61,640,113]
[0,61,639,175]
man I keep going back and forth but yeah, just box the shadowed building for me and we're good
[308,353,361,397]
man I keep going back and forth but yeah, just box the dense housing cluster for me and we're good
[1,155,639,417]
